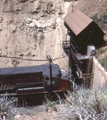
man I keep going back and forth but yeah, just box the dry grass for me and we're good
[0,96,18,120]
[0,96,38,120]
[1,86,107,120]
[57,87,107,120]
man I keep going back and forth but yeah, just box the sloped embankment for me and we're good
[0,0,70,69]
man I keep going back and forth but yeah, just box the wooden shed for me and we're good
[64,9,105,54]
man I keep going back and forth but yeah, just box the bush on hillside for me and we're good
[58,87,107,120]
[0,96,18,120]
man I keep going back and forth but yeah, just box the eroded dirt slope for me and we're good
[0,0,70,69]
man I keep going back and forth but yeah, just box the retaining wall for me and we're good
[92,57,107,88]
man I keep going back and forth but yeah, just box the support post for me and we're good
[47,55,53,96]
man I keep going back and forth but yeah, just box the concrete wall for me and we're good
[92,57,107,88]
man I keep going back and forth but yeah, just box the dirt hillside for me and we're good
[0,0,107,69]
[0,0,71,69]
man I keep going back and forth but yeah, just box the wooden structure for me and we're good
[63,9,105,87]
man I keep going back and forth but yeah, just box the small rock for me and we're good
[0,29,3,31]
[0,17,3,23]
[14,115,21,119]
[14,6,22,11]
[26,18,32,24]
[56,18,61,26]
[10,25,17,33]
[30,1,40,14]
[19,54,24,57]
[31,54,35,57]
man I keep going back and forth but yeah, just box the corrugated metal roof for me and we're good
[64,9,93,36]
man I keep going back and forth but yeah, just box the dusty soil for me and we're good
[14,105,66,120]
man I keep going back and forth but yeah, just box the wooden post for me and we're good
[47,55,53,96]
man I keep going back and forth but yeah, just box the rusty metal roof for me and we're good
[64,9,93,36]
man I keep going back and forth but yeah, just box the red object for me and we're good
[60,81,68,91]
[76,53,81,57]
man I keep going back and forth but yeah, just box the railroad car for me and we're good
[0,64,69,97]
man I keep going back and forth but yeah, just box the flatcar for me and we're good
[0,64,69,97]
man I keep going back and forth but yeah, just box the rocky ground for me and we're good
[14,105,62,120]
